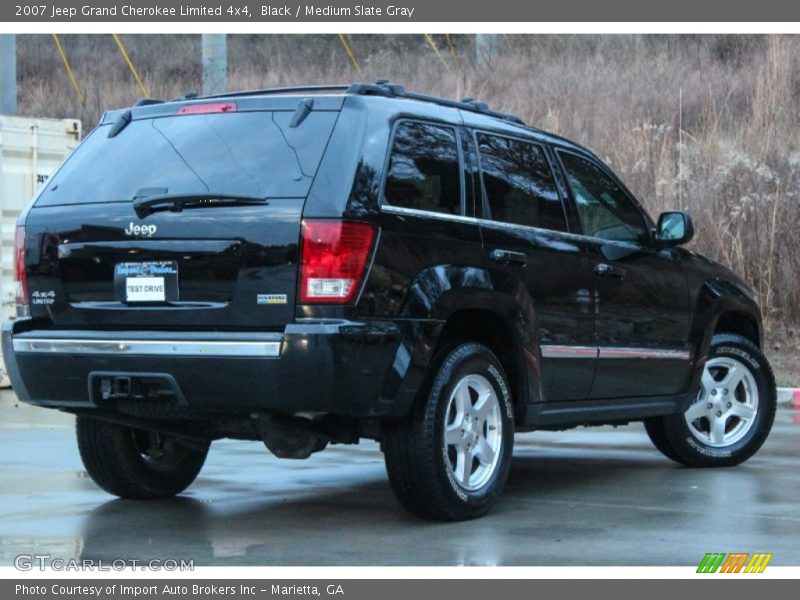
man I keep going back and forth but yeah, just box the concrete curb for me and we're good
[777,387,800,408]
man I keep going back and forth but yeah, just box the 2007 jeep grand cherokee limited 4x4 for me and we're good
[3,81,776,521]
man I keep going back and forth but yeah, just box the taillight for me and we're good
[299,220,376,304]
[14,226,29,313]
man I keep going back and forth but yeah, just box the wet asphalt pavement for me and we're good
[1,389,799,566]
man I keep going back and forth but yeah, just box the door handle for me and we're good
[594,263,626,278]
[489,249,527,265]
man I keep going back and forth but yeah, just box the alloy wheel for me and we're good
[684,356,759,448]
[443,374,503,491]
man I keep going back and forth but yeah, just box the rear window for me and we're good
[35,110,339,207]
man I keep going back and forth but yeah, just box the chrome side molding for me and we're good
[598,347,691,361]
[540,345,598,359]
[541,344,691,361]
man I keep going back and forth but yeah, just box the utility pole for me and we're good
[475,34,500,63]
[678,87,683,211]
[0,34,16,115]
[202,34,227,96]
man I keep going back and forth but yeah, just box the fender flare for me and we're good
[686,277,763,394]
[385,264,539,421]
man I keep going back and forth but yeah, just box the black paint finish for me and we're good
[25,200,303,329]
[6,90,765,431]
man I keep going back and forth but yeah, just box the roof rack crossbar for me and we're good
[176,80,525,126]
[347,81,525,125]
[198,84,351,100]
[134,97,166,107]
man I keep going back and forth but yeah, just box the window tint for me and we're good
[476,133,565,231]
[383,122,461,215]
[35,111,339,206]
[558,152,649,243]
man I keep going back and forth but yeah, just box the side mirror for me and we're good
[656,211,694,246]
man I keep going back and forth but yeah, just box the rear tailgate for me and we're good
[22,96,343,330]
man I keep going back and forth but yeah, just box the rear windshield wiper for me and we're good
[132,193,269,218]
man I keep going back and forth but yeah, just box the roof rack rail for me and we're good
[346,80,525,125]
[199,84,351,100]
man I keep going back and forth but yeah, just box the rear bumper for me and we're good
[2,318,408,418]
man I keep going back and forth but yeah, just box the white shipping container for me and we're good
[0,114,81,386]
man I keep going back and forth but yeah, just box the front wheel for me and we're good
[644,334,776,467]
[383,342,515,521]
[76,416,209,499]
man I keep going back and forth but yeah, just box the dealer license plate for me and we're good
[114,261,179,303]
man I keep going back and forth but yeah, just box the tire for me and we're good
[644,334,776,467]
[76,416,209,499]
[643,415,682,463]
[383,342,515,521]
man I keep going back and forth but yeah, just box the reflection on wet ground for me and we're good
[2,390,799,566]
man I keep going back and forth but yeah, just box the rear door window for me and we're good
[476,133,566,232]
[383,121,462,215]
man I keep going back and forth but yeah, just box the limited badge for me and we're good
[257,294,287,305]
[31,290,56,305]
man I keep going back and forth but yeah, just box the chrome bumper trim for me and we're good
[12,338,282,358]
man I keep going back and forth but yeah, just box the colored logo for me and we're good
[697,552,772,573]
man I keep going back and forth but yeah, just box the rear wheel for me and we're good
[644,334,776,467]
[76,416,209,499]
[383,343,515,521]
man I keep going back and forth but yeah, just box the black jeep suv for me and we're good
[3,82,776,520]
